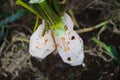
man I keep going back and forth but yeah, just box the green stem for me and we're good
[33,4,51,25]
[33,16,39,32]
[76,20,110,33]
[38,0,61,25]
[16,0,41,18]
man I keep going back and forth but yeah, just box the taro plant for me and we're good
[16,0,84,66]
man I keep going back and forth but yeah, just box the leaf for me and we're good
[16,0,41,18]
[47,0,66,16]
[109,46,120,63]
[92,37,120,64]
[0,9,27,28]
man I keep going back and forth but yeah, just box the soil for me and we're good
[0,0,120,80]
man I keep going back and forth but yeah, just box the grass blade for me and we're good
[92,37,120,64]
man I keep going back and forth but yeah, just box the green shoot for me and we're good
[33,16,39,32]
[92,37,120,64]
[16,0,41,18]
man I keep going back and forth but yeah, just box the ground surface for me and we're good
[0,0,120,80]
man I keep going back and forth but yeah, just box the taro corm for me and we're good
[16,0,84,66]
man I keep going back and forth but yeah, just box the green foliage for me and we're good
[92,37,120,64]
[0,9,27,27]
[0,9,28,42]
[47,0,66,16]
[16,0,41,18]
[15,0,66,37]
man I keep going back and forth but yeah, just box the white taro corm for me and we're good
[29,22,56,59]
[61,14,74,29]
[29,14,84,66]
[54,25,84,66]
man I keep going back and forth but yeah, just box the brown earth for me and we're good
[0,0,120,80]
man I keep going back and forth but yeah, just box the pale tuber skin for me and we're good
[29,14,84,66]
[29,22,56,59]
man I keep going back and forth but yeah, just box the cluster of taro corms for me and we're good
[16,0,84,66]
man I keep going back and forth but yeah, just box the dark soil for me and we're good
[0,0,120,80]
